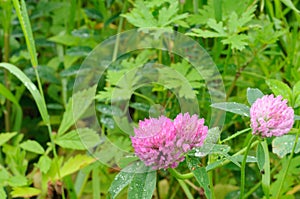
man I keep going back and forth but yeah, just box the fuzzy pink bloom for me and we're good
[174,113,208,153]
[250,94,294,137]
[131,113,208,170]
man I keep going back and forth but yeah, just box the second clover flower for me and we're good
[131,113,208,170]
[250,94,294,137]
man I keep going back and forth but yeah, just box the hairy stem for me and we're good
[240,136,256,198]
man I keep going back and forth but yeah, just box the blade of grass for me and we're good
[12,0,38,68]
[0,63,48,124]
[92,167,100,199]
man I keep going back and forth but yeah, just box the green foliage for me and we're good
[186,156,211,198]
[0,132,17,146]
[247,88,264,105]
[11,187,41,198]
[108,161,156,199]
[272,135,300,158]
[122,0,188,29]
[0,0,300,198]
[19,140,45,154]
[58,85,96,136]
[211,102,250,117]
[55,128,100,150]
[187,0,257,50]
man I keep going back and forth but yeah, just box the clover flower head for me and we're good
[250,94,294,137]
[131,113,208,170]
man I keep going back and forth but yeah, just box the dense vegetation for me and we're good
[0,0,300,198]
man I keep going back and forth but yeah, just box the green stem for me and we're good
[168,168,194,180]
[261,140,270,198]
[169,183,180,199]
[178,180,194,199]
[240,136,256,199]
[221,128,251,143]
[275,130,300,198]
[207,140,259,171]
[244,162,280,198]
[166,176,175,199]
[134,92,156,105]
[208,155,215,199]
[112,1,127,62]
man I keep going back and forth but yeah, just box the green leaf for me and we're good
[158,67,197,99]
[247,88,264,105]
[128,166,156,199]
[11,187,41,198]
[108,165,136,198]
[36,155,51,174]
[92,167,100,199]
[0,63,49,125]
[20,140,45,154]
[266,79,292,102]
[48,34,81,46]
[109,161,155,199]
[270,156,299,197]
[157,1,188,27]
[58,85,96,135]
[0,187,6,199]
[59,154,95,179]
[122,1,157,28]
[122,0,186,29]
[256,142,265,171]
[188,19,227,38]
[211,102,250,117]
[0,83,22,131]
[12,0,38,67]
[221,34,249,51]
[7,175,28,187]
[0,168,10,185]
[272,135,300,158]
[108,161,140,198]
[190,128,221,157]
[280,0,300,13]
[96,104,123,116]
[0,132,17,146]
[129,102,150,112]
[295,115,300,120]
[186,156,211,199]
[56,128,100,150]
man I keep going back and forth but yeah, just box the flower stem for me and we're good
[178,179,194,199]
[221,128,251,143]
[244,162,280,198]
[261,139,270,198]
[240,136,256,199]
[274,129,300,198]
[207,140,259,171]
[168,168,194,180]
